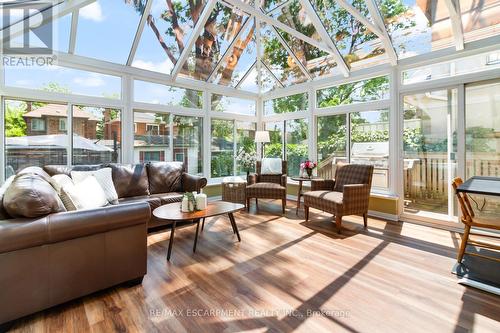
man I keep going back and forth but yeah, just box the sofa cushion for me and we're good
[3,173,66,218]
[106,163,149,198]
[149,192,183,205]
[146,162,184,194]
[118,195,161,212]
[43,164,102,177]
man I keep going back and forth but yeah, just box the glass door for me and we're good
[465,80,500,217]
[402,89,458,220]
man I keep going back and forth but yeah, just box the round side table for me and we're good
[291,176,322,215]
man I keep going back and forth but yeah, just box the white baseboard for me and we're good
[367,210,399,222]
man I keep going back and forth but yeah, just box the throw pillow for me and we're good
[261,158,282,175]
[52,174,78,211]
[61,175,109,210]
[71,168,119,204]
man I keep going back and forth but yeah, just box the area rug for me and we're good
[451,246,500,295]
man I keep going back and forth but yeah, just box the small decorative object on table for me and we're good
[236,148,256,177]
[300,160,317,178]
[181,191,207,212]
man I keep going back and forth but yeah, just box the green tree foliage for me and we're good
[5,102,27,137]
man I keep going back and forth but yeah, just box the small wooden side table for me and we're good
[291,176,322,215]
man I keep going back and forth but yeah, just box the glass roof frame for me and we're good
[0,0,490,95]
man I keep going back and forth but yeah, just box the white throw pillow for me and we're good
[71,168,118,204]
[61,175,109,210]
[261,158,282,175]
[52,174,78,210]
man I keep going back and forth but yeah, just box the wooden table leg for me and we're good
[296,180,303,215]
[193,219,200,253]
[167,221,177,261]
[201,217,206,231]
[228,212,241,242]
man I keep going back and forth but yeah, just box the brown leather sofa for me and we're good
[43,162,208,229]
[0,162,206,325]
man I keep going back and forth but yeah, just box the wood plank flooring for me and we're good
[6,200,500,333]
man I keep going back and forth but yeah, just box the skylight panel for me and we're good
[237,64,259,93]
[311,0,388,69]
[260,62,284,92]
[179,2,250,81]
[76,0,144,64]
[132,0,207,73]
[261,23,308,86]
[460,0,500,43]
[375,0,454,59]
[212,18,256,87]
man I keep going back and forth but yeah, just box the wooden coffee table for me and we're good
[153,201,244,260]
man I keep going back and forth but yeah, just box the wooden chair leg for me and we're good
[304,206,309,221]
[363,213,368,228]
[282,198,286,214]
[335,215,342,234]
[247,198,250,212]
[255,198,258,210]
[457,225,471,263]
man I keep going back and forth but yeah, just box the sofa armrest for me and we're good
[281,174,287,187]
[182,173,207,193]
[342,184,371,215]
[311,179,335,191]
[247,173,258,185]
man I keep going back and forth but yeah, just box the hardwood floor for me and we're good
[6,200,500,333]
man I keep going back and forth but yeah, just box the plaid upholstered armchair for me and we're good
[246,159,287,214]
[304,164,374,233]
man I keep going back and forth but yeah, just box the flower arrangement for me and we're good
[236,148,256,175]
[300,160,317,178]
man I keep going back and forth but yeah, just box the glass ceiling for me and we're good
[2,0,500,93]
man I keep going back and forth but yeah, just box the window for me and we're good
[402,50,500,85]
[4,99,67,177]
[133,80,203,109]
[211,95,256,116]
[317,114,347,179]
[285,119,308,177]
[4,65,122,99]
[264,93,308,115]
[146,124,160,135]
[59,119,67,131]
[264,122,284,158]
[211,119,234,178]
[134,112,170,163]
[31,119,46,131]
[236,122,256,175]
[317,76,390,108]
[173,116,203,175]
[72,106,121,165]
[350,110,389,190]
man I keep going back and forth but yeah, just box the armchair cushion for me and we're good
[261,158,283,175]
[303,190,343,215]
[246,182,286,200]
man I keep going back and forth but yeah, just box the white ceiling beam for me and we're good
[68,10,79,54]
[171,0,218,79]
[334,0,384,38]
[266,0,292,15]
[444,0,464,51]
[223,0,335,56]
[255,15,262,94]
[298,0,349,77]
[207,16,254,82]
[0,0,95,43]
[127,0,154,66]
[365,0,397,65]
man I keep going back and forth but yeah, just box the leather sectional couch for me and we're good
[0,162,207,325]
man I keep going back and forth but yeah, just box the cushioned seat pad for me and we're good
[304,190,343,214]
[246,182,286,199]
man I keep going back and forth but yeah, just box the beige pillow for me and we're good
[61,175,109,210]
[71,168,118,204]
[52,174,77,211]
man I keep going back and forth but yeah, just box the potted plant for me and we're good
[300,160,317,178]
[237,148,256,178]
